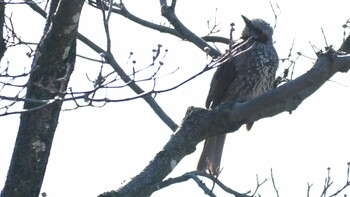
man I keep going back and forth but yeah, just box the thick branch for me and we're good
[110,2,184,39]
[160,1,221,57]
[106,3,230,45]
[99,48,350,196]
[202,35,230,45]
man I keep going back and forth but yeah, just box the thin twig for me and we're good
[329,163,350,197]
[307,182,313,197]
[321,28,329,47]
[251,174,269,196]
[157,171,250,197]
[270,168,280,197]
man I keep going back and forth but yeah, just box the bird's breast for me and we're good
[223,42,278,102]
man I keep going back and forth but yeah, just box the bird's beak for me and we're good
[241,15,254,29]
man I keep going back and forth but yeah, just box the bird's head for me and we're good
[241,15,274,43]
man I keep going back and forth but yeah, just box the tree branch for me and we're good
[270,169,280,197]
[159,1,221,57]
[25,1,179,132]
[328,163,350,197]
[157,170,250,197]
[98,41,350,196]
[87,1,229,46]
[159,171,217,197]
[202,35,230,45]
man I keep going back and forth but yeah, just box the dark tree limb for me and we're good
[202,35,230,45]
[0,2,6,60]
[86,1,229,45]
[159,0,221,57]
[1,0,84,196]
[114,2,229,45]
[98,42,350,196]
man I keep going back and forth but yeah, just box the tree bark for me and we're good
[1,1,84,196]
[0,2,6,61]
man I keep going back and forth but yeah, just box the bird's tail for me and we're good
[246,122,254,131]
[197,134,226,176]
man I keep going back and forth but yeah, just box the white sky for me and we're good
[1,1,350,197]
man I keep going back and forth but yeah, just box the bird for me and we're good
[197,15,279,176]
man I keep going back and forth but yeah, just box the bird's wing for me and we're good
[205,56,235,108]
[205,40,249,109]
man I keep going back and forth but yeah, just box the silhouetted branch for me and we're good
[206,8,220,35]
[87,1,229,46]
[99,0,112,53]
[202,35,230,44]
[307,182,313,197]
[321,167,333,197]
[270,169,280,197]
[269,1,280,29]
[251,175,269,197]
[328,163,350,197]
[0,97,59,117]
[306,164,350,197]
[159,0,221,57]
[25,1,179,131]
[160,171,217,197]
[158,171,250,197]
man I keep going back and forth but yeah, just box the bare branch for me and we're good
[269,1,280,29]
[0,97,59,117]
[26,2,179,132]
[99,0,112,53]
[329,163,350,197]
[95,1,230,45]
[202,35,230,44]
[321,28,329,48]
[206,8,221,35]
[159,0,221,57]
[251,175,269,197]
[149,170,251,197]
[158,171,216,197]
[307,182,313,197]
[320,167,333,197]
[270,169,280,197]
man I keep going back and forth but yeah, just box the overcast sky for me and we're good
[1,1,350,196]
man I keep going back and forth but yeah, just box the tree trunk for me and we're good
[1,1,84,196]
[0,2,6,60]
